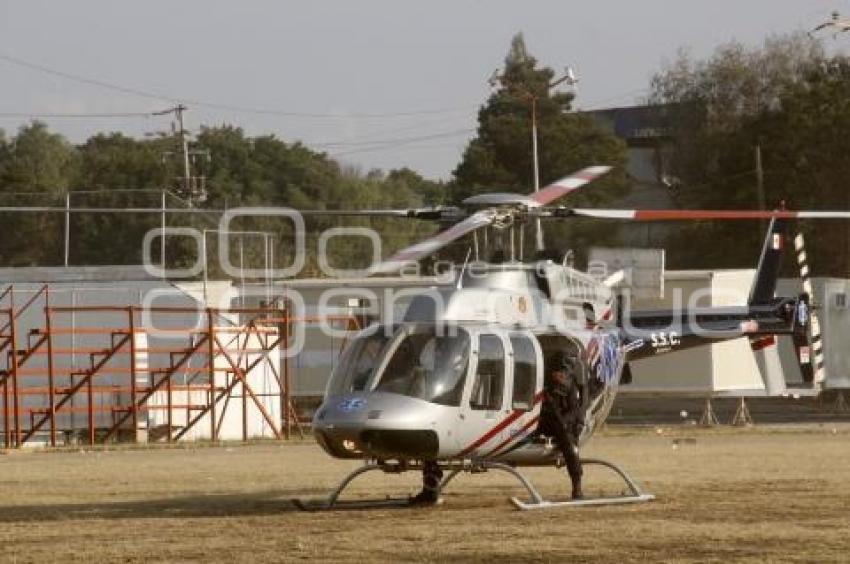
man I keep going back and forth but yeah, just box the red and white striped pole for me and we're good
[794,233,825,389]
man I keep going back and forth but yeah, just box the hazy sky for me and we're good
[0,1,844,180]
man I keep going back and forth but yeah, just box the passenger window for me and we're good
[510,336,536,410]
[470,335,504,410]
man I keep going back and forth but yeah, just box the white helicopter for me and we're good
[298,166,850,510]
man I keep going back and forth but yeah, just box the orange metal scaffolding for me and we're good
[0,284,360,448]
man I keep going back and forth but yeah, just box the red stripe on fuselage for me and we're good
[457,391,544,457]
[484,415,540,458]
[750,335,776,351]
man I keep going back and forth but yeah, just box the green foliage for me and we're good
[0,121,79,195]
[454,34,626,199]
[0,122,439,275]
[451,33,628,259]
[0,122,78,265]
[191,127,437,276]
[650,33,850,275]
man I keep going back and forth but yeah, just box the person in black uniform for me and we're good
[539,350,586,499]
[410,460,443,505]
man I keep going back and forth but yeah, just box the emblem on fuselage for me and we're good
[338,398,368,412]
[586,332,621,385]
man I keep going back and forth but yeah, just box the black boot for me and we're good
[569,471,584,500]
[410,461,443,506]
[409,489,440,505]
[571,482,584,500]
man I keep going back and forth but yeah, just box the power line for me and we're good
[309,113,472,147]
[189,99,474,119]
[0,52,175,104]
[0,51,475,120]
[312,127,474,149]
[329,128,474,157]
[0,111,159,119]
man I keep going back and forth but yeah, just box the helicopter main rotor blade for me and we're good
[369,210,495,275]
[296,207,459,219]
[561,209,850,221]
[530,165,612,206]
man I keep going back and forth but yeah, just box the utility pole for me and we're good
[176,104,191,199]
[155,104,210,206]
[755,144,766,232]
[489,66,578,252]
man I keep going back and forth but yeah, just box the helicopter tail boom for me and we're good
[622,217,808,361]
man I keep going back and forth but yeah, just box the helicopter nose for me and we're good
[312,393,444,460]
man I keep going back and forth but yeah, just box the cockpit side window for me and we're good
[510,335,537,411]
[326,332,390,396]
[470,334,505,411]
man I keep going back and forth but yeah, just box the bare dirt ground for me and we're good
[1,425,849,563]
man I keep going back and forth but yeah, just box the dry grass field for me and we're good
[1,425,849,563]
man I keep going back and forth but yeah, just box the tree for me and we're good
[649,33,849,275]
[451,33,628,258]
[754,57,850,275]
[193,126,434,277]
[0,122,78,265]
[70,133,172,265]
[386,167,446,206]
[0,123,459,273]
[454,34,626,198]
[0,121,78,195]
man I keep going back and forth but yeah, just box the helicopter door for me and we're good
[455,333,509,456]
[507,333,541,413]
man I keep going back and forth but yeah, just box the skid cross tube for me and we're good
[327,463,389,506]
[581,458,648,497]
[438,461,545,505]
[510,458,656,510]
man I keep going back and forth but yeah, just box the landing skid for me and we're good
[293,457,654,511]
[509,457,654,509]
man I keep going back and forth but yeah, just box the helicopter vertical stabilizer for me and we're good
[748,217,786,306]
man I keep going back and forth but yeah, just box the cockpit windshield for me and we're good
[326,330,391,396]
[374,326,470,406]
